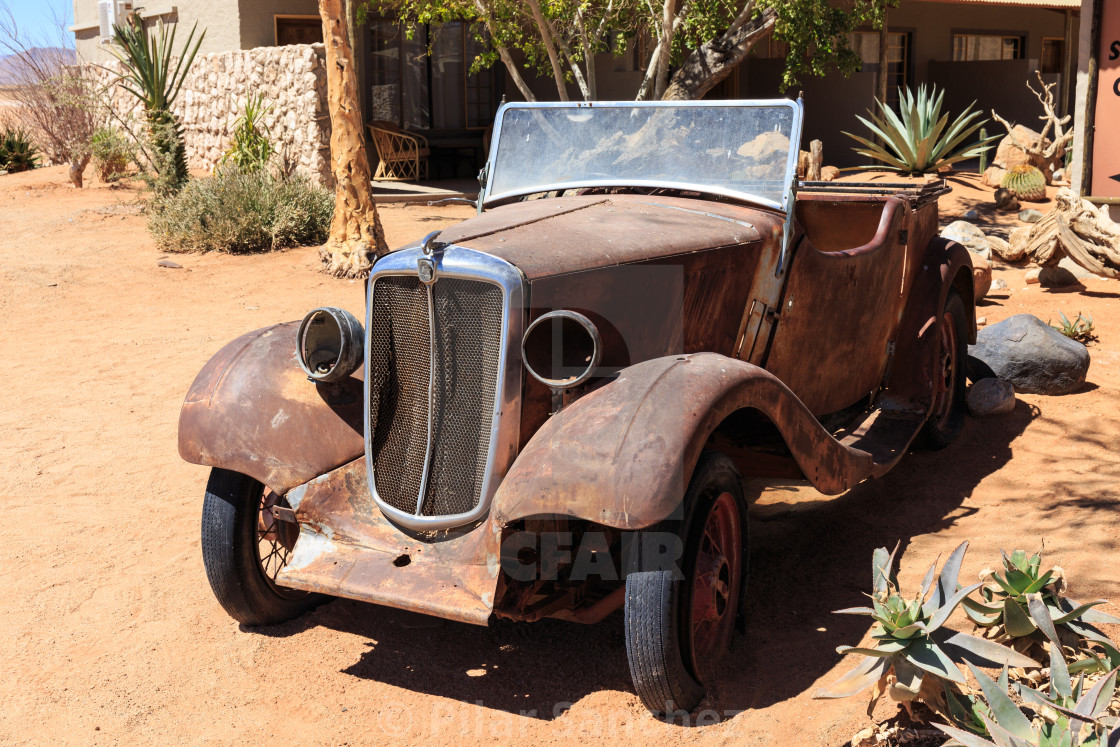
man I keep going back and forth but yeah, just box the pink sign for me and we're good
[1092,0,1120,196]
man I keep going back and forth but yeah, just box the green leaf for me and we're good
[1010,550,1028,572]
[969,663,1035,740]
[891,656,925,701]
[872,543,899,596]
[907,638,966,683]
[1027,593,1061,644]
[833,607,876,615]
[940,631,1042,669]
[1074,667,1118,721]
[929,582,982,633]
[814,654,892,699]
[837,644,905,657]
[1004,598,1038,638]
[1005,569,1035,595]
[933,722,997,747]
[1058,599,1120,625]
[1050,637,1073,700]
[993,572,1019,597]
[1024,571,1054,595]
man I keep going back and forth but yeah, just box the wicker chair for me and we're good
[368,121,430,181]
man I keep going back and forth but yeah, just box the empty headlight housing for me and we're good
[521,310,602,389]
[296,307,364,383]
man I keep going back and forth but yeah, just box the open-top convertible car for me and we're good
[180,99,974,715]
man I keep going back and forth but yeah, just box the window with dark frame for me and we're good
[849,31,911,110]
[1041,37,1064,74]
[367,18,499,132]
[952,33,1025,61]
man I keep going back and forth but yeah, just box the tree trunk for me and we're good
[876,15,889,107]
[525,0,570,101]
[69,155,89,188]
[662,7,776,100]
[318,0,387,278]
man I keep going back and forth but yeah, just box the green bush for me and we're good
[90,127,136,182]
[217,94,273,174]
[0,127,41,173]
[147,168,333,253]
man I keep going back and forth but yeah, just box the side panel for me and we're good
[763,198,907,415]
[493,353,875,530]
[178,323,365,494]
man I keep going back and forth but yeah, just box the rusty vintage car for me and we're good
[180,99,974,715]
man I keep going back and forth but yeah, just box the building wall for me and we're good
[95,43,332,184]
[72,0,243,63]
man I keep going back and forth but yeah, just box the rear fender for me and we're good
[178,323,365,494]
[492,353,875,530]
[882,236,976,412]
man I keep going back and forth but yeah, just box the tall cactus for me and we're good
[108,13,204,192]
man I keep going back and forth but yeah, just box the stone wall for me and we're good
[100,43,332,185]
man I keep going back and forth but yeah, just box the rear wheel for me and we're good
[624,452,747,715]
[200,468,325,625]
[919,289,968,450]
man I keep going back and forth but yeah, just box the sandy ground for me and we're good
[1,166,1118,746]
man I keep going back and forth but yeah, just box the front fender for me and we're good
[178,323,365,494]
[492,353,874,530]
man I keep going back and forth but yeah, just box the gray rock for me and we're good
[991,278,1009,291]
[1039,265,1085,288]
[967,378,1016,417]
[941,220,991,258]
[157,259,183,269]
[1019,209,1044,223]
[1057,255,1097,280]
[962,209,979,220]
[967,314,1090,395]
[994,189,1021,212]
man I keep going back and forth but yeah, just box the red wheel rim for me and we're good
[929,310,958,430]
[688,491,742,679]
[257,490,299,587]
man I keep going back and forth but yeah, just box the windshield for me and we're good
[484,100,802,210]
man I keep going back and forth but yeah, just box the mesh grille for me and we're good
[422,279,504,516]
[367,274,504,519]
[368,276,430,514]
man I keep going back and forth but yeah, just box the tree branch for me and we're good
[525,0,570,100]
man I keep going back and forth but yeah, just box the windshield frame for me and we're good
[480,99,804,212]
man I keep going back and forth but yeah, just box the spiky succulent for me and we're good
[845,84,999,175]
[815,542,1039,711]
[1001,165,1047,202]
[964,549,1120,673]
[0,127,40,173]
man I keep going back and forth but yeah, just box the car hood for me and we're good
[434,194,779,279]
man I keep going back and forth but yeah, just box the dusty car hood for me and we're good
[435,194,778,279]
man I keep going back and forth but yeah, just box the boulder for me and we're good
[1019,209,1044,224]
[967,314,1090,395]
[941,220,992,259]
[973,258,993,301]
[967,378,1016,417]
[1039,257,1096,288]
[981,165,1007,189]
[993,125,1061,180]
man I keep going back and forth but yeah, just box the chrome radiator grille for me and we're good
[367,273,504,520]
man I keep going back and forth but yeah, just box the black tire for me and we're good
[919,289,968,450]
[624,452,748,716]
[200,468,326,625]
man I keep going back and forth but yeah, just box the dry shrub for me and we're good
[147,167,333,253]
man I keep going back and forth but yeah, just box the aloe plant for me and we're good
[815,542,1039,711]
[845,84,999,175]
[963,549,1120,673]
[108,12,204,191]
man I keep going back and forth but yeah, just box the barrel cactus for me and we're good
[1001,165,1047,202]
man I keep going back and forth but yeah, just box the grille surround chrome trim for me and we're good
[364,244,524,531]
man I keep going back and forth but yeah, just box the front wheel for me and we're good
[624,452,747,715]
[919,289,968,450]
[200,468,325,625]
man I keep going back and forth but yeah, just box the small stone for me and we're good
[962,209,979,220]
[992,278,1009,291]
[1025,268,1041,284]
[977,316,987,326]
[820,165,840,181]
[967,314,1090,395]
[245,305,259,311]
[158,259,183,269]
[1019,209,1044,223]
[967,378,1016,417]
[1056,256,1097,281]
[994,188,1021,212]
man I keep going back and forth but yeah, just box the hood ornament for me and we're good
[418,231,443,285]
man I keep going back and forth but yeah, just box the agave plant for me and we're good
[963,548,1120,672]
[815,542,1039,712]
[107,12,204,191]
[935,661,1119,747]
[217,94,273,174]
[845,84,999,175]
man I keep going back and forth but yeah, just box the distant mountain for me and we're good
[0,47,76,85]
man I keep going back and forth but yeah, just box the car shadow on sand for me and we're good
[249,400,1040,723]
